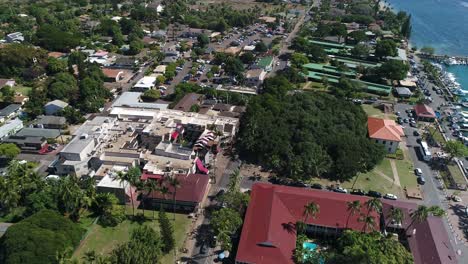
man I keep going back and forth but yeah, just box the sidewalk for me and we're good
[179,152,231,262]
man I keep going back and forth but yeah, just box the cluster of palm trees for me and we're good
[116,166,181,220]
[302,198,445,236]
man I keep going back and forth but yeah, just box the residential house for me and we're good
[2,136,47,153]
[414,104,436,122]
[113,57,138,69]
[44,100,68,115]
[367,117,404,153]
[133,76,157,91]
[0,119,23,140]
[173,93,202,112]
[0,104,21,121]
[102,68,125,82]
[15,128,61,140]
[5,32,24,43]
[33,115,67,129]
[153,65,167,74]
[245,69,267,87]
[0,79,15,88]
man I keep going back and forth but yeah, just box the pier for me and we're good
[418,53,468,65]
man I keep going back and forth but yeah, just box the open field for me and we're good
[73,208,191,263]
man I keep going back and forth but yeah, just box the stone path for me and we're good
[374,169,401,187]
[389,159,402,187]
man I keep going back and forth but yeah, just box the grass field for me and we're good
[448,164,466,186]
[73,209,191,263]
[361,104,386,118]
[427,127,445,145]
[309,158,403,197]
[394,157,418,189]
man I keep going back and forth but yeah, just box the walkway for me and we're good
[389,159,402,187]
[374,169,401,187]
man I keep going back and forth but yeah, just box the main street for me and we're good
[394,58,468,262]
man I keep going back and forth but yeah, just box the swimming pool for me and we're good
[303,242,318,251]
[303,242,324,263]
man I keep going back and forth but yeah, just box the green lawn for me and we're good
[394,158,418,189]
[73,209,190,263]
[448,164,466,186]
[427,127,445,145]
[14,85,32,96]
[310,170,402,197]
[375,158,393,180]
[361,104,385,118]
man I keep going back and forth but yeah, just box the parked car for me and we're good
[452,195,462,202]
[367,190,382,198]
[413,130,420,136]
[311,183,323,190]
[384,193,398,200]
[417,176,426,185]
[333,186,348,193]
[414,168,423,176]
[350,189,366,196]
[215,189,225,199]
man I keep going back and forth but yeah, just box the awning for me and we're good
[195,158,209,174]
[171,131,179,141]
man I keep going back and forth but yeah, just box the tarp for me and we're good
[171,131,179,141]
[195,158,209,174]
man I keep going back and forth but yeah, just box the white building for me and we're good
[133,76,157,91]
[367,117,404,153]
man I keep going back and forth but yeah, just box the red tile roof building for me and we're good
[382,200,457,264]
[414,104,436,121]
[367,117,404,153]
[236,183,380,264]
[144,173,209,212]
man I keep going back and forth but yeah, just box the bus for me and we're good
[419,141,432,162]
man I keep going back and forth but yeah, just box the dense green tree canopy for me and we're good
[0,210,84,264]
[237,77,385,181]
[375,39,398,59]
[0,44,47,79]
[377,60,410,81]
[329,230,413,264]
[35,25,81,52]
[0,144,21,159]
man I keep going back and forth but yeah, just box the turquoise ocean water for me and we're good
[385,0,468,92]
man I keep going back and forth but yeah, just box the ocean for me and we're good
[385,0,468,92]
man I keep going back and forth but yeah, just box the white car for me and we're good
[333,186,348,193]
[414,168,422,176]
[384,193,398,200]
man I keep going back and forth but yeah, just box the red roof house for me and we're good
[236,183,380,264]
[367,117,404,142]
[414,104,436,121]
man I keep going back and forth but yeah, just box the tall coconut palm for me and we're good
[360,215,376,232]
[346,200,361,228]
[144,179,159,220]
[303,202,320,225]
[365,198,382,217]
[116,166,141,216]
[405,205,444,234]
[167,176,181,220]
[386,206,404,229]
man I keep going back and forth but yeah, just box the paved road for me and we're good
[394,58,468,262]
[189,158,241,264]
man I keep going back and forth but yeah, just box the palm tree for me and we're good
[116,166,141,216]
[167,176,181,220]
[405,205,445,234]
[346,200,361,228]
[385,206,404,230]
[144,180,159,219]
[365,198,382,217]
[303,202,320,230]
[359,215,376,232]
